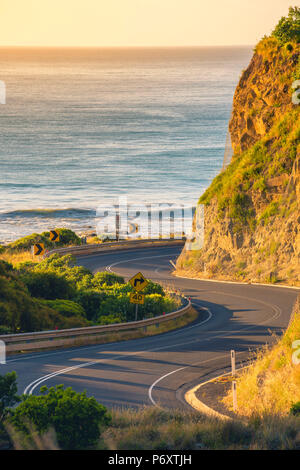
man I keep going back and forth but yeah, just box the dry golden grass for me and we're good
[4,404,300,450]
[0,250,34,266]
[223,296,300,417]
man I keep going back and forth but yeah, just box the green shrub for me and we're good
[290,402,300,416]
[143,280,165,296]
[9,385,111,449]
[98,294,131,319]
[7,233,47,252]
[0,325,13,335]
[6,229,81,253]
[51,228,81,247]
[259,202,280,224]
[0,261,87,332]
[97,314,125,325]
[41,299,87,318]
[92,272,125,287]
[75,289,108,321]
[21,271,74,300]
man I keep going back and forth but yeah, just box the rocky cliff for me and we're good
[176,36,300,286]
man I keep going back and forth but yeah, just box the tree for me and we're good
[272,6,300,44]
[10,385,111,449]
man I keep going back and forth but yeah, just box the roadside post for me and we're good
[129,272,149,321]
[231,349,236,376]
[116,212,120,242]
[232,380,237,412]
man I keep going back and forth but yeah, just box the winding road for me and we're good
[1,245,299,410]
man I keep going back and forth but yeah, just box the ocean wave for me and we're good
[0,204,196,220]
[0,208,96,219]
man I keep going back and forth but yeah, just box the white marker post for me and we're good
[0,340,6,364]
[231,349,236,376]
[232,380,237,412]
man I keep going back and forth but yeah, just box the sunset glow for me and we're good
[0,0,294,47]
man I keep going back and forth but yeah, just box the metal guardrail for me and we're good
[0,238,188,353]
[44,238,185,258]
[1,299,192,353]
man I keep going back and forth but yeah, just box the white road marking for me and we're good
[106,253,176,273]
[148,353,232,406]
[21,248,287,407]
[23,309,212,395]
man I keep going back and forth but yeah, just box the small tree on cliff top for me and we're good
[272,6,300,44]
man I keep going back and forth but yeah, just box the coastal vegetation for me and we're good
[272,6,300,44]
[0,231,180,334]
[1,372,300,450]
[0,228,82,266]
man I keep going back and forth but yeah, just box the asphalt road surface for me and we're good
[2,245,299,410]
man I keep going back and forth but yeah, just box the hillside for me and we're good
[176,27,300,285]
[223,296,300,417]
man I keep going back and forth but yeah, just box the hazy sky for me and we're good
[0,0,295,47]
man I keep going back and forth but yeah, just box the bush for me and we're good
[10,385,111,449]
[75,289,108,321]
[0,261,87,332]
[92,272,125,287]
[51,228,81,247]
[6,229,82,253]
[97,314,125,325]
[21,271,74,300]
[0,325,13,335]
[143,280,165,296]
[98,294,131,319]
[290,402,300,416]
[7,233,46,252]
[41,299,87,318]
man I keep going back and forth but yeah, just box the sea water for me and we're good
[0,46,252,243]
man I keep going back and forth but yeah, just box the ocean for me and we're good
[0,46,252,243]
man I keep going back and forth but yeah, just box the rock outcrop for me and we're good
[176,37,300,286]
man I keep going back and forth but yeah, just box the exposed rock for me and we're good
[177,38,300,286]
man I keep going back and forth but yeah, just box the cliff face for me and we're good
[230,38,299,153]
[176,38,300,286]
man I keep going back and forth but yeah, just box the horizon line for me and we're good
[0,44,254,49]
